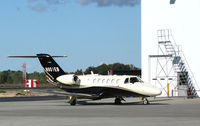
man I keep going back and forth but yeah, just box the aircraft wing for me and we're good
[33,85,147,100]
[91,86,145,99]
[61,85,146,99]
[32,90,99,99]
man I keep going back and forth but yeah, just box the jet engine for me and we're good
[56,74,80,85]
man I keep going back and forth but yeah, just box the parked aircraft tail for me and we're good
[8,54,67,83]
[37,54,66,82]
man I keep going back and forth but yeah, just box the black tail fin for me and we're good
[37,54,66,82]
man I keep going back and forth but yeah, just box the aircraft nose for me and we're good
[147,84,162,96]
[154,88,162,96]
[141,83,162,96]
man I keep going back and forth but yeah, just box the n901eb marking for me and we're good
[45,67,60,72]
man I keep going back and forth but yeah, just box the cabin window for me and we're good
[130,77,139,84]
[111,79,115,84]
[93,79,97,83]
[107,79,110,84]
[102,79,106,84]
[124,78,129,84]
[97,79,101,83]
[116,79,120,84]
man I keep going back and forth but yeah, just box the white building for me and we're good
[142,0,200,96]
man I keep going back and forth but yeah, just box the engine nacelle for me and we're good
[56,74,80,85]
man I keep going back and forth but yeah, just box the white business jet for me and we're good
[8,54,161,105]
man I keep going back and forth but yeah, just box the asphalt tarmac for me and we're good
[0,96,200,126]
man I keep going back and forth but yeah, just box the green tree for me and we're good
[75,69,84,75]
[0,63,140,86]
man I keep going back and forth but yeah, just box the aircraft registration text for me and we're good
[45,67,60,72]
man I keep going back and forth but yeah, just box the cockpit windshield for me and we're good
[130,77,139,84]
[137,77,144,83]
[124,77,143,84]
[124,78,129,84]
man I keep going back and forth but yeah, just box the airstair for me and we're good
[157,29,199,97]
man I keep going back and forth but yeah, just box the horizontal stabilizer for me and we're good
[8,54,67,82]
[8,55,67,58]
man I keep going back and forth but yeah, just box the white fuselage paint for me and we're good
[57,74,162,97]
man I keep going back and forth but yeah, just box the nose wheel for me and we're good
[69,96,77,106]
[142,97,150,105]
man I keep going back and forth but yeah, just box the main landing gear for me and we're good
[69,96,77,106]
[114,98,122,104]
[142,97,150,105]
[114,97,125,105]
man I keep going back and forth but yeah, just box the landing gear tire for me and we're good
[69,96,77,106]
[142,97,149,105]
[114,98,122,105]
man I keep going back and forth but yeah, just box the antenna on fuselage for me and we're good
[91,71,94,75]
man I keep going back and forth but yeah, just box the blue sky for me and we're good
[0,0,141,73]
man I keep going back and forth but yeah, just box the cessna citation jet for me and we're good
[9,54,161,105]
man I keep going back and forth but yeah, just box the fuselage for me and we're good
[57,74,162,98]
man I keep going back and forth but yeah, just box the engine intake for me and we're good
[56,74,80,85]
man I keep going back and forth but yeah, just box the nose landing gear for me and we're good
[142,97,150,105]
[69,96,77,106]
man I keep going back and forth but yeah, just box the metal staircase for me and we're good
[157,29,199,97]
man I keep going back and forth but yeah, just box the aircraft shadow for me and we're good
[65,100,169,106]
[0,96,66,102]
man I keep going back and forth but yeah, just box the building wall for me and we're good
[142,0,200,96]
